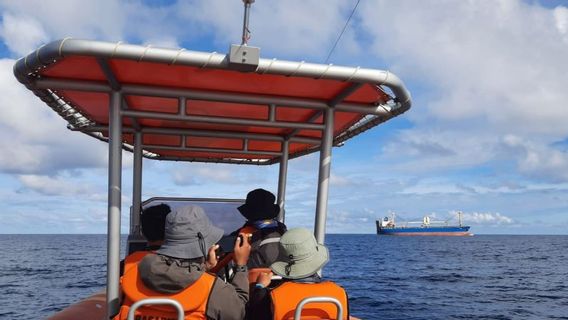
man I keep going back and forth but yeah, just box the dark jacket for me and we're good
[138,253,249,320]
[232,221,287,269]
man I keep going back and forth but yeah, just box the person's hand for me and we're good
[233,233,251,266]
[256,271,273,288]
[205,244,219,270]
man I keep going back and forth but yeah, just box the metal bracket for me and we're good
[228,44,260,72]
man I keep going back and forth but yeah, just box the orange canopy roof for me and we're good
[14,39,411,164]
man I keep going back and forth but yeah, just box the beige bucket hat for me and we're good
[270,228,329,280]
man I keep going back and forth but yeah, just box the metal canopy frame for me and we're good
[15,39,410,165]
[14,39,412,318]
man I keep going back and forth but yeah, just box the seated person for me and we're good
[139,203,171,250]
[248,228,349,320]
[115,205,252,320]
[234,188,287,269]
[122,203,171,274]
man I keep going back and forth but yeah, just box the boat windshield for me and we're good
[142,197,246,235]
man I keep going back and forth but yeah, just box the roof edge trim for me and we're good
[14,39,411,109]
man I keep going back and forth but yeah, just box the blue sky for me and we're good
[0,0,567,234]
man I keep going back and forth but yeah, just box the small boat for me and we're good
[13,1,411,318]
[376,212,472,236]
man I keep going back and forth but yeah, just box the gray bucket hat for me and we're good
[157,205,223,259]
[270,228,329,280]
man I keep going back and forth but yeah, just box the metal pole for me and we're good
[121,109,325,131]
[131,132,143,236]
[141,143,283,157]
[314,107,335,245]
[241,0,255,45]
[277,140,289,223]
[75,125,321,145]
[106,90,122,318]
[35,79,396,116]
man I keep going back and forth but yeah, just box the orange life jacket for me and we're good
[270,281,349,320]
[114,264,216,320]
[123,251,153,274]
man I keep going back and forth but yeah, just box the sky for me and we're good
[0,0,567,235]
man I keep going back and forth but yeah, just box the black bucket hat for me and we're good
[237,188,280,221]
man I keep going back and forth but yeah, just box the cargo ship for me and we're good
[376,212,472,236]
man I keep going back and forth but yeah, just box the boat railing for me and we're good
[127,298,184,320]
[294,296,344,320]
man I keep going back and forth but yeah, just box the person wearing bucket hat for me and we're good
[231,189,287,269]
[116,205,253,320]
[247,228,349,320]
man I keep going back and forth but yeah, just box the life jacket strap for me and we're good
[258,237,280,247]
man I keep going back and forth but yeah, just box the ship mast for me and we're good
[458,211,463,227]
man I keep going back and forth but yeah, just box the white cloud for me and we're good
[142,36,180,49]
[554,6,568,42]
[360,1,568,136]
[0,0,124,54]
[454,211,513,225]
[378,129,568,184]
[18,174,92,196]
[178,0,360,59]
[379,129,500,175]
[0,1,180,56]
[502,134,568,182]
[0,13,48,56]
[400,180,464,196]
[172,165,235,185]
[171,162,260,186]
[1,0,361,60]
[330,173,351,187]
[355,1,568,188]
[325,209,375,233]
[0,59,110,174]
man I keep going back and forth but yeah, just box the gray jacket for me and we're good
[138,254,249,320]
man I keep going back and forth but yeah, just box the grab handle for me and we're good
[127,298,184,320]
[294,296,344,320]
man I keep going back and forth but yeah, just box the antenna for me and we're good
[241,0,255,45]
[228,0,259,72]
[324,0,361,63]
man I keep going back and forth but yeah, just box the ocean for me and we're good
[0,234,567,319]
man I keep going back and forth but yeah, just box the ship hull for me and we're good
[377,224,471,236]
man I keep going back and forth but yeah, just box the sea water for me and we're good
[0,234,567,319]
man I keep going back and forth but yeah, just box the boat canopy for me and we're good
[14,39,411,165]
